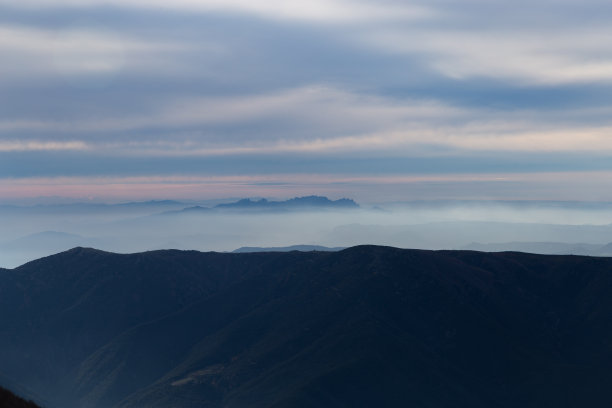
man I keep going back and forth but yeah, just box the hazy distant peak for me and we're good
[177,205,212,212]
[215,195,359,211]
[157,205,212,216]
[233,244,345,253]
[153,195,359,217]
[115,200,185,207]
[242,198,268,204]
[286,195,357,205]
[226,198,269,206]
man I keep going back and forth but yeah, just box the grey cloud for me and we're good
[1,1,612,201]
[3,150,612,179]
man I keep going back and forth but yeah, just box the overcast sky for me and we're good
[2,0,612,203]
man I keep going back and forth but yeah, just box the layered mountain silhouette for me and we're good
[162,195,359,215]
[215,196,358,210]
[3,246,612,407]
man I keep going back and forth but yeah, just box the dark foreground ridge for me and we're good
[3,246,612,407]
[0,386,41,408]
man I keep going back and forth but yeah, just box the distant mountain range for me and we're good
[463,241,612,256]
[163,196,359,215]
[328,220,612,249]
[232,245,345,253]
[216,196,358,210]
[4,246,612,407]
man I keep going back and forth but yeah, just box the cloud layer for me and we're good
[1,0,612,201]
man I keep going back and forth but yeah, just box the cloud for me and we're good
[0,140,88,152]
[0,24,199,78]
[0,0,432,23]
[2,85,612,156]
[3,171,612,203]
[1,0,612,202]
[357,26,612,85]
[0,85,466,139]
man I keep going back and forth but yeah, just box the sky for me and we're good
[2,0,612,203]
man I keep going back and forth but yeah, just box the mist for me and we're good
[3,198,612,268]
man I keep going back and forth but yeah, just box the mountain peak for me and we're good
[6,246,612,407]
[215,195,359,211]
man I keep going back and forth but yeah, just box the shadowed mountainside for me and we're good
[3,246,612,407]
[0,386,41,408]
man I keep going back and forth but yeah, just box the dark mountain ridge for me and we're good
[0,385,41,408]
[3,246,612,407]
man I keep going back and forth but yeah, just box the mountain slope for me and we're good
[0,386,41,408]
[3,247,612,407]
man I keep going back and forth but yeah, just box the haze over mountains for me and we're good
[4,246,612,407]
[462,241,612,256]
[162,196,359,215]
[5,0,612,405]
[4,196,612,268]
[213,196,359,211]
